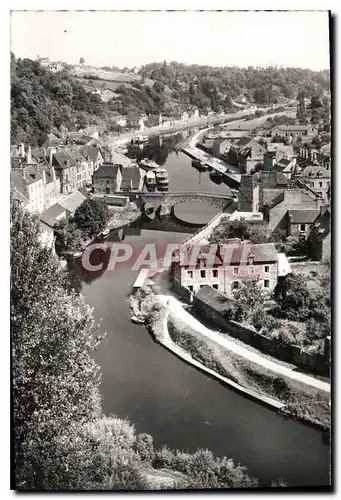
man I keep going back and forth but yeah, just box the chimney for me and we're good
[22,168,27,180]
[27,145,32,164]
[42,169,46,186]
[51,167,56,181]
[49,148,53,166]
[287,212,293,236]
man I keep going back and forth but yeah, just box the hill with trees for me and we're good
[11,54,107,146]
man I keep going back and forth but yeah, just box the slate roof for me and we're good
[301,166,330,178]
[277,158,291,167]
[235,136,253,148]
[52,152,73,169]
[92,163,121,179]
[288,209,320,224]
[194,285,235,315]
[57,190,87,214]
[120,167,142,190]
[40,203,67,228]
[80,146,103,164]
[180,241,277,267]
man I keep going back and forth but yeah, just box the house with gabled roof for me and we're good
[298,165,331,203]
[171,239,280,295]
[92,163,123,194]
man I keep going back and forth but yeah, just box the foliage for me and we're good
[231,279,268,323]
[54,217,83,256]
[209,219,270,245]
[274,274,310,319]
[11,56,106,146]
[73,198,109,237]
[11,202,104,489]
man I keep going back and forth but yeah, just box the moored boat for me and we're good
[143,202,156,221]
[155,168,169,189]
[140,158,158,170]
[192,159,208,170]
[145,170,157,190]
[131,315,145,324]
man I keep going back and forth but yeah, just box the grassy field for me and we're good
[167,314,330,430]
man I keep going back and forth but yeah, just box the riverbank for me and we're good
[134,291,330,430]
[107,201,142,230]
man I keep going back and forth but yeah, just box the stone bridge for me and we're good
[139,192,232,215]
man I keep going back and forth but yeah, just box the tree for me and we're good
[232,278,268,323]
[274,273,310,319]
[73,198,109,237]
[209,219,269,245]
[80,57,85,66]
[11,202,104,488]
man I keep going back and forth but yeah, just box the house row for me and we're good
[237,172,330,261]
[11,143,108,209]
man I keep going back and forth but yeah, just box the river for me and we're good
[75,134,330,487]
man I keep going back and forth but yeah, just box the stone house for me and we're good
[271,125,317,139]
[11,167,45,213]
[234,137,266,174]
[127,113,145,131]
[287,209,321,238]
[213,138,232,159]
[120,167,144,193]
[263,189,323,236]
[171,239,279,296]
[80,146,104,172]
[11,163,61,213]
[299,165,330,202]
[92,163,122,194]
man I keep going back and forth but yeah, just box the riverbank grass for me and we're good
[167,314,330,430]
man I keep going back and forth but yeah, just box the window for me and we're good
[212,284,218,290]
[319,181,323,187]
[200,270,206,279]
[232,281,239,290]
[233,267,239,275]
[264,279,270,288]
[299,224,306,232]
[264,265,269,273]
[187,270,193,279]
[188,285,193,292]
[212,269,218,278]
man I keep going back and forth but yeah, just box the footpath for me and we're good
[157,295,330,394]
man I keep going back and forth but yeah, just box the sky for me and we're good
[10,10,330,70]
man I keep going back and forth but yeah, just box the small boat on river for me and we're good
[143,202,156,221]
[131,315,145,324]
[155,168,169,189]
[140,158,158,170]
[145,171,157,190]
[192,159,208,170]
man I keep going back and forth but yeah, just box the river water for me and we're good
[76,133,330,487]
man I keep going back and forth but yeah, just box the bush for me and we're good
[135,433,154,462]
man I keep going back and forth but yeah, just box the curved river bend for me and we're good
[77,140,330,487]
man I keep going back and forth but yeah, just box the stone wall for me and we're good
[192,297,329,376]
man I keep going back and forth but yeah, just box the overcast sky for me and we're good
[10,10,330,70]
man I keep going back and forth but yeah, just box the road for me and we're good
[106,105,292,148]
[158,295,330,393]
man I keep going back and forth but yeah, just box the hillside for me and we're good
[11,56,108,146]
